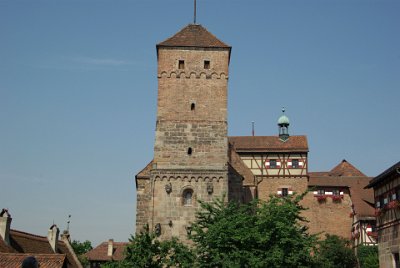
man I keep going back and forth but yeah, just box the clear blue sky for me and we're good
[1,0,399,246]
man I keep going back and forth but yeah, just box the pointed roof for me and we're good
[330,159,366,177]
[308,160,374,218]
[157,24,230,49]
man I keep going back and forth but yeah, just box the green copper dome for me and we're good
[277,108,290,125]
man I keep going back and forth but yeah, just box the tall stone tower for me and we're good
[136,24,241,241]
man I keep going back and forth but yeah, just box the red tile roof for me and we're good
[136,160,153,179]
[229,146,254,186]
[157,24,230,49]
[229,136,308,152]
[0,253,66,268]
[329,159,366,177]
[86,241,128,262]
[309,160,374,218]
[0,229,81,268]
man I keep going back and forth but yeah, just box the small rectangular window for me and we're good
[333,189,340,196]
[204,60,210,69]
[269,159,277,168]
[292,159,299,168]
[282,188,288,197]
[317,189,325,195]
[178,60,185,69]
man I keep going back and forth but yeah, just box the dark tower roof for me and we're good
[157,24,231,49]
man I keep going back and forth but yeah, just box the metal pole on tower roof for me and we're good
[194,0,197,24]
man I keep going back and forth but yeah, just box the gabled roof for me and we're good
[86,241,128,262]
[136,160,153,179]
[366,161,400,188]
[157,24,230,49]
[0,229,81,268]
[0,253,66,268]
[229,136,308,153]
[309,160,374,218]
[330,159,366,177]
[228,146,254,186]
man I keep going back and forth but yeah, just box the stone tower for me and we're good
[136,24,242,241]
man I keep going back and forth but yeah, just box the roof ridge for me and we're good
[10,229,48,241]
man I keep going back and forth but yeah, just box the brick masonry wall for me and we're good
[302,191,353,239]
[154,48,229,170]
[157,49,229,122]
[257,177,353,239]
[154,121,228,169]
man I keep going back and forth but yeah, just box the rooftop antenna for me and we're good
[194,0,197,24]
[66,215,71,232]
[252,121,255,136]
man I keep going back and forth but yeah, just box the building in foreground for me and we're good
[86,239,128,268]
[366,161,400,267]
[135,23,376,246]
[0,209,82,268]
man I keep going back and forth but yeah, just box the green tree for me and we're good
[189,194,317,268]
[71,240,93,267]
[358,245,379,268]
[314,234,357,268]
[116,225,194,268]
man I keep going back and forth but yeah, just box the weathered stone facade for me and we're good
[135,23,376,247]
[135,24,238,241]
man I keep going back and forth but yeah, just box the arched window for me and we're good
[183,189,193,206]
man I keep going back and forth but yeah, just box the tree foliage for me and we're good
[314,234,357,268]
[71,240,92,266]
[189,194,317,267]
[358,245,379,268]
[105,225,194,268]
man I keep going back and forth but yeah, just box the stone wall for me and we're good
[378,224,400,267]
[257,177,353,239]
[147,170,228,242]
[302,190,353,239]
[154,121,228,169]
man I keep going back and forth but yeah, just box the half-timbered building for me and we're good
[366,161,400,267]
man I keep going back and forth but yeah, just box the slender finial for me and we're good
[252,121,255,136]
[282,107,285,113]
[67,215,71,232]
[194,0,197,24]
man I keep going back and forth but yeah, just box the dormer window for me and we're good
[178,60,185,69]
[204,60,210,69]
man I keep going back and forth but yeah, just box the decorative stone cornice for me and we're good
[151,169,227,182]
[158,71,228,80]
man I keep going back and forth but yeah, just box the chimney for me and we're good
[0,209,12,245]
[47,224,60,252]
[107,239,114,257]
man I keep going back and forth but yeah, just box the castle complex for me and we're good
[135,24,376,246]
